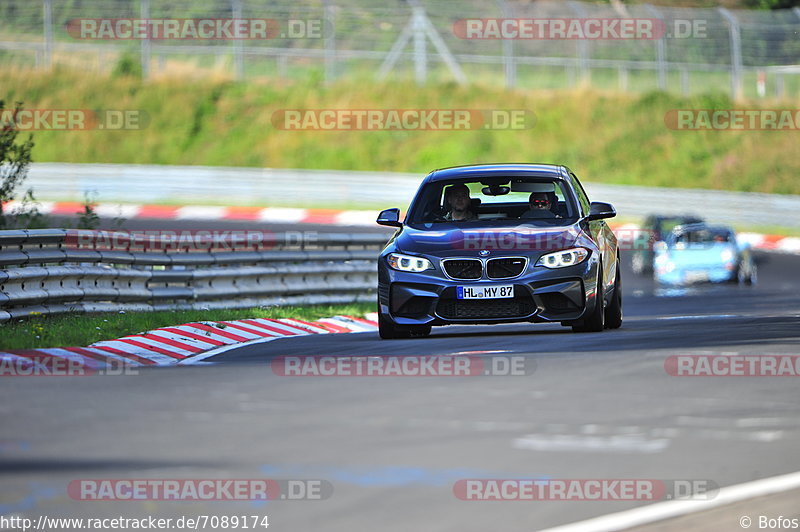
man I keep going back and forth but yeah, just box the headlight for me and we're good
[535,247,590,269]
[386,253,434,272]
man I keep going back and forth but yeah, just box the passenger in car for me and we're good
[443,183,477,221]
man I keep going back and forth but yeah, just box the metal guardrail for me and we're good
[22,163,800,228]
[0,229,388,323]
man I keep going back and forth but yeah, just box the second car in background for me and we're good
[653,223,757,286]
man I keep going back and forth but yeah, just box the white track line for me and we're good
[538,469,800,532]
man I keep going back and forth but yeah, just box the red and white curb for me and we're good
[5,200,798,254]
[0,315,379,371]
[2,201,382,227]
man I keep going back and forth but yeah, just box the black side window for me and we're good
[570,173,590,216]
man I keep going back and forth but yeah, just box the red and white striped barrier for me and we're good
[0,315,379,372]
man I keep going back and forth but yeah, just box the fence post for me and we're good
[42,0,53,70]
[568,1,590,84]
[412,6,427,85]
[644,4,667,90]
[718,8,742,100]
[232,0,244,80]
[617,65,628,91]
[498,0,516,89]
[324,2,336,84]
[680,68,689,96]
[140,0,151,78]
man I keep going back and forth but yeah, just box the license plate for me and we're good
[684,271,709,283]
[456,285,514,299]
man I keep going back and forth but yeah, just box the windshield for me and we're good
[407,177,578,227]
[672,227,735,247]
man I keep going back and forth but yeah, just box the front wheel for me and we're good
[572,267,605,333]
[604,266,623,329]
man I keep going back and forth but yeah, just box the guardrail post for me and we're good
[718,8,742,101]
[232,0,244,80]
[42,0,53,70]
[140,0,151,78]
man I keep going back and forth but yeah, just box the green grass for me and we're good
[2,67,800,197]
[0,303,375,351]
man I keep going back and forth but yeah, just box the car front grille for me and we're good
[487,257,527,279]
[435,286,536,320]
[436,298,536,320]
[442,259,482,280]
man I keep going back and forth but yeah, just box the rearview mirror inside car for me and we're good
[377,208,402,227]
[481,185,510,196]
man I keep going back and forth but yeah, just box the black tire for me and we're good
[746,264,757,285]
[572,266,605,333]
[378,311,410,339]
[604,265,623,329]
[409,325,432,337]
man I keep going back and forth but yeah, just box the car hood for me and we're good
[394,224,583,257]
[661,243,736,268]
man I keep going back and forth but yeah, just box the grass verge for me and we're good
[0,303,376,351]
[3,68,800,195]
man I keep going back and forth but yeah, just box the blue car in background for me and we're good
[654,223,757,285]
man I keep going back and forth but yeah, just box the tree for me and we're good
[0,100,35,229]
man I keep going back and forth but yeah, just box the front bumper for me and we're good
[378,260,598,326]
[656,264,736,285]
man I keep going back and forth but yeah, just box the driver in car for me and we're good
[444,183,476,221]
[520,188,558,219]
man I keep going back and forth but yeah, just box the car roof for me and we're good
[424,163,570,183]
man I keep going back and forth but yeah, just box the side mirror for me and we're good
[653,241,668,253]
[586,201,616,221]
[377,208,402,227]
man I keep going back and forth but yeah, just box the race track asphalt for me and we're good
[2,218,798,531]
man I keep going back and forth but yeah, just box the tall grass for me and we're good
[3,67,799,195]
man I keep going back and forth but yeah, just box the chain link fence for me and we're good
[1,0,799,97]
